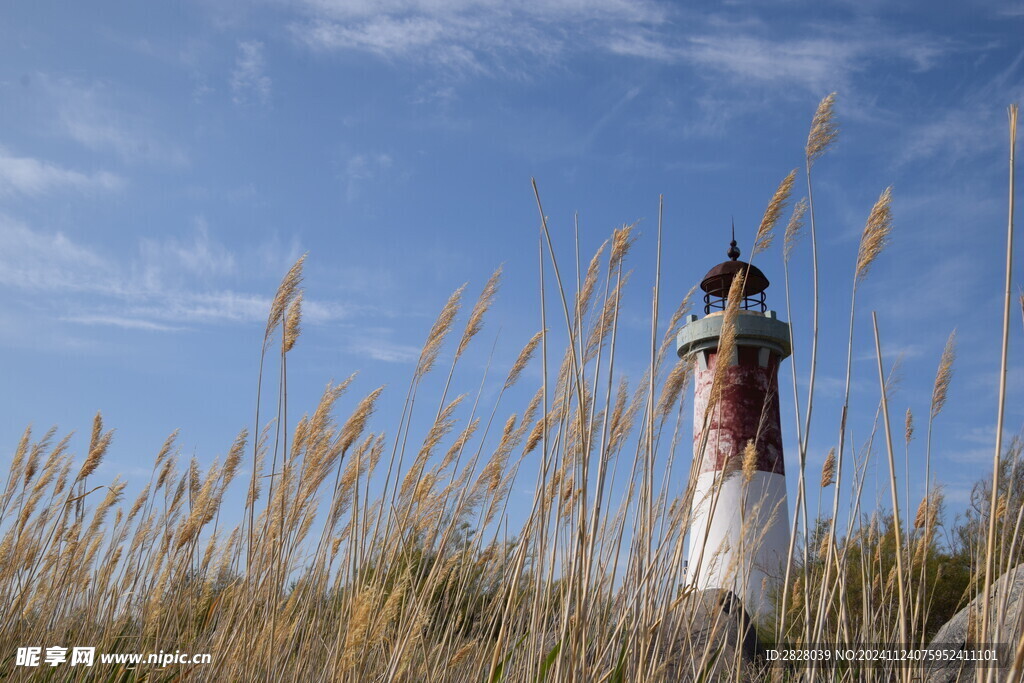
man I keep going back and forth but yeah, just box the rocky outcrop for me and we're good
[926,563,1024,682]
[662,588,763,681]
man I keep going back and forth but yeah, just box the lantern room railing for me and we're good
[703,290,767,314]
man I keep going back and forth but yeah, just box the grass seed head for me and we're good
[416,284,466,380]
[742,440,758,484]
[806,92,839,166]
[783,198,808,262]
[820,447,836,488]
[457,265,502,359]
[264,254,306,350]
[931,329,957,419]
[504,330,543,390]
[282,291,303,353]
[752,169,797,257]
[855,186,893,283]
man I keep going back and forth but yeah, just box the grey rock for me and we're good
[926,563,1024,683]
[662,589,764,681]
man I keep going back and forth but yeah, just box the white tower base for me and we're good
[686,470,790,621]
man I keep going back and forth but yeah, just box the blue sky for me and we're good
[1,0,1022,534]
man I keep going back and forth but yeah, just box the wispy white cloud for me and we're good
[299,0,664,23]
[35,74,188,166]
[62,314,186,332]
[686,35,860,92]
[896,105,1004,167]
[854,343,925,364]
[231,41,272,105]
[290,0,947,92]
[612,28,947,93]
[0,147,124,196]
[292,0,664,75]
[605,29,682,62]
[0,215,119,294]
[0,215,351,333]
[137,218,238,287]
[346,334,420,363]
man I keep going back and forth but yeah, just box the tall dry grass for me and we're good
[0,98,1020,682]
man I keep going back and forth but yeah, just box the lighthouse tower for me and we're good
[677,236,791,620]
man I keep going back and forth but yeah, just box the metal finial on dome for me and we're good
[727,218,740,260]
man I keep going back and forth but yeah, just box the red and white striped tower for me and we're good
[677,237,791,619]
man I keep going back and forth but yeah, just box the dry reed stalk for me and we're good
[975,116,1015,657]
[777,193,812,646]
[799,89,839,527]
[871,311,908,645]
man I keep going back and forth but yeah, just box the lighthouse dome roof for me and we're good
[700,259,770,298]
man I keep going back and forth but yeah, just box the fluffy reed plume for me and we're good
[658,285,696,361]
[585,270,631,361]
[610,222,637,270]
[855,186,893,283]
[790,576,804,613]
[820,448,836,488]
[656,359,691,423]
[23,438,42,484]
[401,395,465,502]
[741,440,758,484]
[456,266,502,359]
[783,197,808,262]
[752,169,797,257]
[339,386,384,454]
[708,271,744,407]
[806,92,839,165]
[914,490,944,531]
[416,284,466,380]
[283,291,303,353]
[504,330,543,390]
[905,408,914,443]
[221,429,247,492]
[264,254,305,350]
[818,525,831,559]
[576,240,608,318]
[930,329,957,418]
[913,496,928,530]
[449,641,476,668]
[77,412,112,482]
[188,456,201,502]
